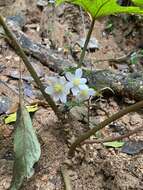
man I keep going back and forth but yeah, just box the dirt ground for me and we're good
[0,2,143,190]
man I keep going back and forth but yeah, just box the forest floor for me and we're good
[0,2,143,190]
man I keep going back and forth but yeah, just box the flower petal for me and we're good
[59,76,67,85]
[75,68,82,78]
[71,87,79,96]
[66,82,73,90]
[79,84,88,90]
[65,82,72,94]
[45,86,53,95]
[59,94,67,103]
[65,72,74,81]
[80,78,87,84]
[89,88,95,96]
[49,77,58,84]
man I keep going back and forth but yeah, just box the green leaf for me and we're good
[4,104,38,124]
[103,141,124,148]
[9,105,41,190]
[130,52,138,65]
[56,0,143,19]
[26,104,38,112]
[5,112,17,124]
[132,0,143,7]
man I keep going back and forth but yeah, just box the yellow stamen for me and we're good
[54,84,63,93]
[80,89,88,97]
[73,78,80,86]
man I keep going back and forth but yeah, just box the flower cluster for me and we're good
[45,68,95,103]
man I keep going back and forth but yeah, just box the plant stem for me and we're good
[82,126,143,145]
[87,99,90,128]
[68,100,143,157]
[0,15,62,120]
[61,164,72,190]
[78,18,95,67]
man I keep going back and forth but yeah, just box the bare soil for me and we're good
[0,2,143,190]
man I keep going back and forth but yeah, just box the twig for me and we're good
[61,164,72,190]
[0,15,62,120]
[0,79,19,95]
[92,52,132,64]
[82,126,143,145]
[68,100,143,157]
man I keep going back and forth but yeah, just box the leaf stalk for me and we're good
[78,18,95,67]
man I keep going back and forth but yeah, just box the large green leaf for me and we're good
[132,0,143,7]
[10,105,41,190]
[56,0,143,19]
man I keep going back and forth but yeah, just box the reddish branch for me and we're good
[82,126,143,145]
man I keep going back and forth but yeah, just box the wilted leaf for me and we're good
[5,104,38,124]
[103,141,124,148]
[9,104,41,190]
[121,140,143,155]
[56,0,143,19]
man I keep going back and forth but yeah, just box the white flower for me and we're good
[65,68,87,96]
[45,76,70,103]
[76,85,95,101]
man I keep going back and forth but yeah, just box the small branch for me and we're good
[61,164,72,190]
[92,52,132,64]
[0,15,62,120]
[78,18,95,67]
[68,100,143,157]
[82,126,143,145]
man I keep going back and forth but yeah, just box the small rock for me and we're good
[70,106,87,121]
[7,15,26,28]
[122,115,130,125]
[96,109,106,116]
[129,113,142,126]
[89,116,100,128]
[37,0,48,7]
[76,37,99,51]
[0,96,11,115]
